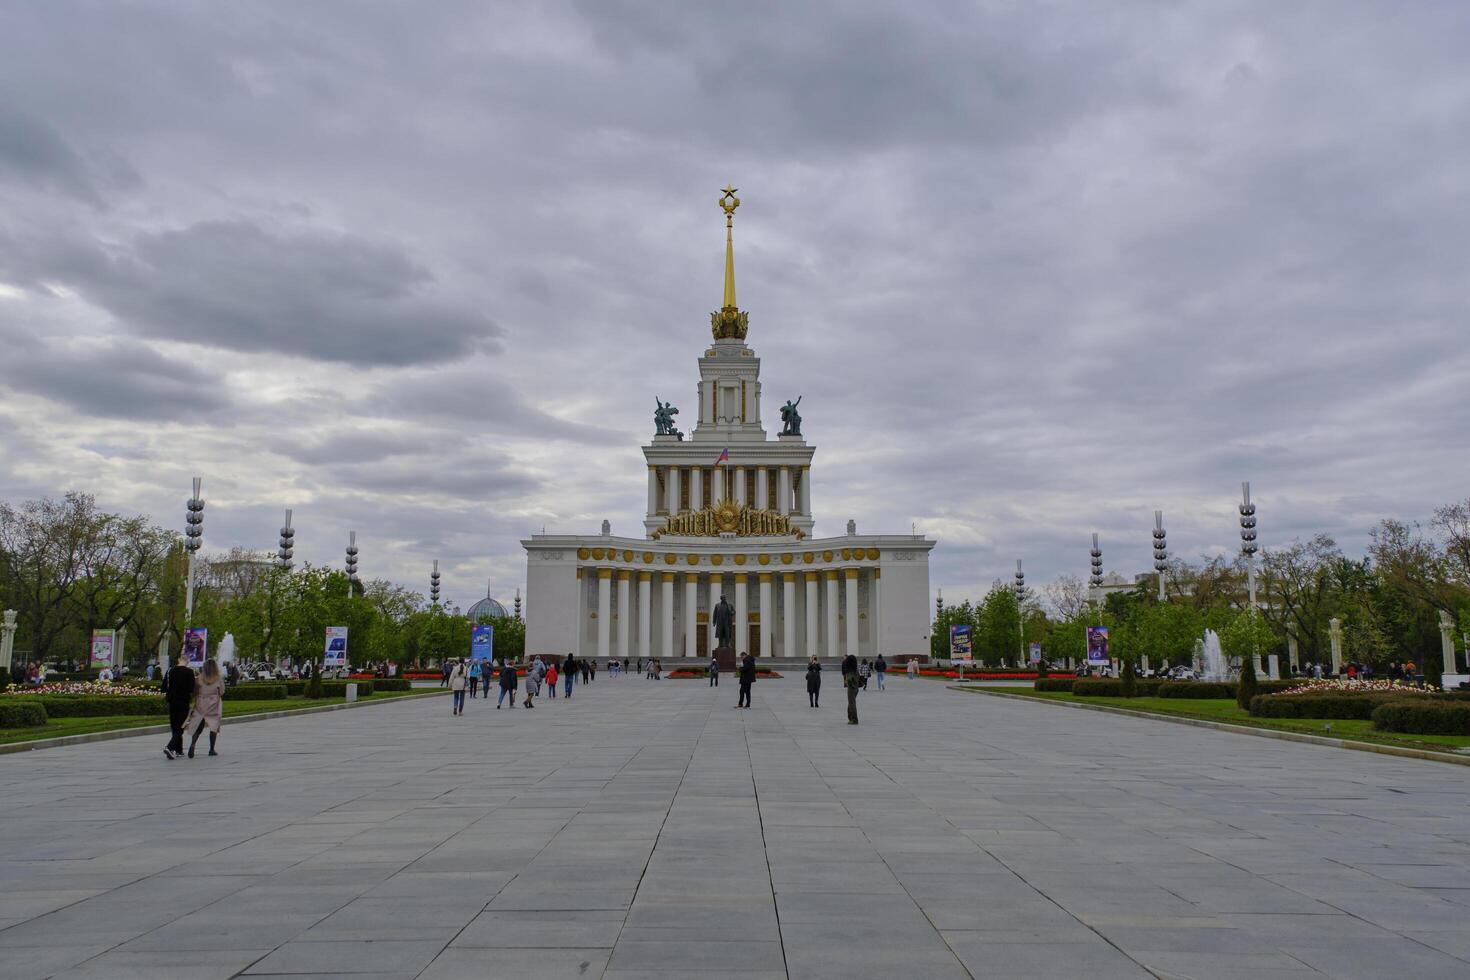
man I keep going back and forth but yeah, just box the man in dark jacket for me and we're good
[842,653,860,725]
[162,655,196,758]
[497,659,518,708]
[736,653,756,709]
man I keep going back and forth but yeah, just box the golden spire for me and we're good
[711,185,749,341]
[720,185,739,309]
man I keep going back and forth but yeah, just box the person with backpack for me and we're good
[497,659,519,708]
[736,652,756,709]
[524,657,545,708]
[842,653,860,725]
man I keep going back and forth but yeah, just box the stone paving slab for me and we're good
[2,674,1470,977]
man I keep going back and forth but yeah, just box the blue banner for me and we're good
[949,624,972,660]
[470,624,494,663]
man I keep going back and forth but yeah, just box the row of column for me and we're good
[592,568,878,660]
[647,465,810,516]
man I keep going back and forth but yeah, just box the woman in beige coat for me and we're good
[183,658,225,758]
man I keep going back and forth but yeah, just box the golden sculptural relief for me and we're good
[650,499,801,540]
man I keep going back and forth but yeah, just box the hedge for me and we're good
[372,678,411,692]
[0,701,48,727]
[1252,690,1470,720]
[1372,702,1470,735]
[226,684,288,700]
[1072,679,1162,698]
[1034,678,1075,692]
[34,695,167,717]
[303,681,373,699]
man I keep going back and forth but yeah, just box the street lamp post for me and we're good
[1153,510,1168,602]
[1088,533,1104,670]
[277,509,294,571]
[184,478,204,625]
[1240,481,1261,676]
[430,560,441,607]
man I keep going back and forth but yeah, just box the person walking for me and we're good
[480,659,495,702]
[907,658,919,680]
[563,653,576,699]
[440,661,452,687]
[468,663,480,699]
[736,652,756,709]
[708,654,720,687]
[842,653,860,725]
[859,658,872,691]
[449,660,468,715]
[874,654,887,691]
[653,658,662,680]
[545,661,558,698]
[589,659,597,682]
[182,658,224,758]
[497,659,519,708]
[806,656,822,707]
[581,658,590,685]
[524,657,544,708]
[162,655,196,759]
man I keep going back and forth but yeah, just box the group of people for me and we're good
[446,653,599,714]
[161,656,223,760]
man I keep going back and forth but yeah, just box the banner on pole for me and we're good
[184,627,208,666]
[470,624,494,664]
[1086,626,1110,665]
[89,629,116,669]
[1028,641,1042,664]
[323,626,348,668]
[949,624,973,662]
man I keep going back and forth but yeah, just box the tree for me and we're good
[976,586,1021,666]
[931,599,979,660]
[1119,602,1202,669]
[1220,608,1277,671]
[0,494,106,663]
[481,615,525,663]
[1258,535,1341,664]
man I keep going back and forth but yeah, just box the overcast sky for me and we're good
[1,1,1466,612]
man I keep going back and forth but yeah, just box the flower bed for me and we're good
[1272,678,1439,696]
[3,681,159,697]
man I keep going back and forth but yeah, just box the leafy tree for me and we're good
[930,599,979,660]
[976,586,1021,666]
[1236,655,1258,710]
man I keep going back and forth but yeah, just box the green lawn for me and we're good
[0,688,445,746]
[961,687,1470,754]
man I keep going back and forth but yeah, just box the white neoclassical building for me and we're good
[522,188,936,661]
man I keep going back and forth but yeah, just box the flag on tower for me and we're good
[715,448,730,465]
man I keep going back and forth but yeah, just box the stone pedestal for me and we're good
[713,646,737,671]
[1267,654,1279,680]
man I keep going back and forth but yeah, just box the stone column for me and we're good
[690,468,703,512]
[596,568,612,661]
[758,572,773,657]
[646,467,658,518]
[799,467,812,515]
[1287,634,1299,672]
[873,569,882,659]
[0,609,16,672]
[844,568,860,660]
[755,467,769,511]
[1440,609,1458,676]
[734,467,746,506]
[782,573,797,659]
[617,570,631,660]
[638,571,653,662]
[805,572,819,659]
[1328,617,1343,675]
[734,573,749,656]
[661,573,675,659]
[777,467,791,515]
[684,573,699,657]
[707,574,721,652]
[825,570,840,658]
[669,467,682,515]
[712,466,725,503]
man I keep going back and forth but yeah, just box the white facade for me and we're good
[522,196,935,659]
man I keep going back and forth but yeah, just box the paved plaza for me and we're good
[2,677,1470,979]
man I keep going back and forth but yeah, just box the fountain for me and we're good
[1195,629,1229,681]
[218,632,236,667]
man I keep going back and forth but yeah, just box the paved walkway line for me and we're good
[0,690,448,756]
[958,686,1470,768]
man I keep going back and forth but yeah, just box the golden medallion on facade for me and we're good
[577,548,591,560]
